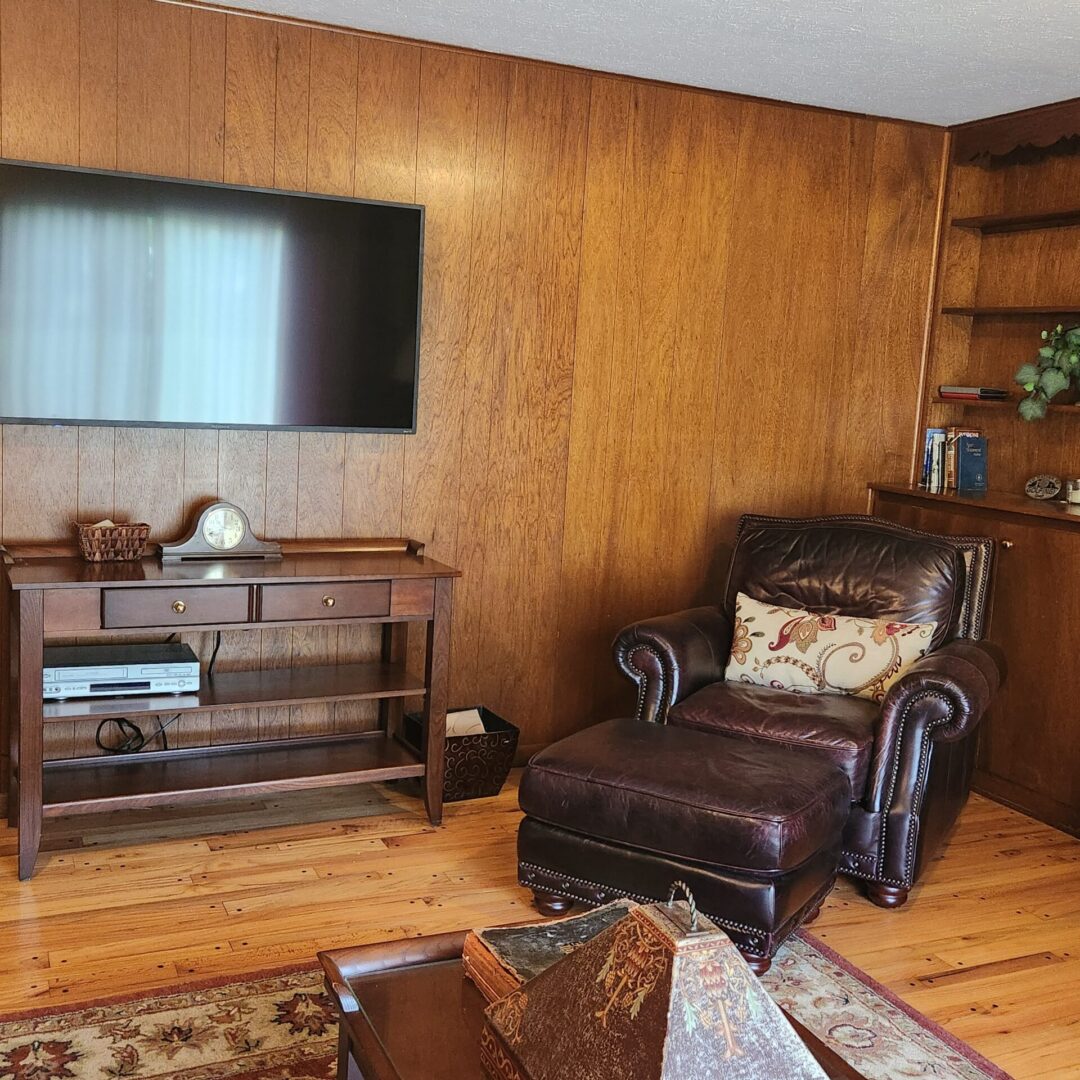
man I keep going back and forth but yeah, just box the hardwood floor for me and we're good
[0,775,1076,1076]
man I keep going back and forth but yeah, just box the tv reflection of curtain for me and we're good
[0,204,284,425]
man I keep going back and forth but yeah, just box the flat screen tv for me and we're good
[0,160,424,433]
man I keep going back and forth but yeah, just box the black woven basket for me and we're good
[403,706,518,802]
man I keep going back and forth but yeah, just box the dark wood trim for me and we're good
[16,590,44,880]
[910,128,953,486]
[951,96,1080,163]
[422,577,453,827]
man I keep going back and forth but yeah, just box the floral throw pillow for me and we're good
[724,592,936,703]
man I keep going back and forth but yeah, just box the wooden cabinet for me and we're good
[2,540,459,880]
[871,484,1080,835]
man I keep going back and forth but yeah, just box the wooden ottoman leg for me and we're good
[531,889,575,917]
[802,901,823,926]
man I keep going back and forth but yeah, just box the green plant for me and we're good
[1015,323,1080,420]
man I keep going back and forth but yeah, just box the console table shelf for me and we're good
[41,732,424,816]
[1,538,459,879]
[41,662,426,723]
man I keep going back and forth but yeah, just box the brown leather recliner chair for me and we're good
[609,514,1003,908]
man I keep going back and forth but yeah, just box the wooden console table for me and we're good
[0,538,459,879]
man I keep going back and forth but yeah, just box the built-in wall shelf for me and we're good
[931,394,1078,414]
[941,305,1080,317]
[951,208,1080,234]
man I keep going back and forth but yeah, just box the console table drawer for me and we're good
[103,586,251,628]
[260,581,391,622]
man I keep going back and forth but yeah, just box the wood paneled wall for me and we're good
[0,0,945,760]
[927,133,1080,491]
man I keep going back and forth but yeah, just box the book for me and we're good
[945,426,980,491]
[927,429,947,492]
[463,900,635,1003]
[957,436,988,493]
[921,427,945,488]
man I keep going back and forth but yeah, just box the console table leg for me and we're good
[422,578,452,827]
[378,623,405,736]
[15,591,43,881]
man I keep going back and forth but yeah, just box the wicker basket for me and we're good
[403,706,518,801]
[74,521,151,563]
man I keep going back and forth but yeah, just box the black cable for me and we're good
[95,713,181,754]
[207,630,222,679]
[94,631,213,755]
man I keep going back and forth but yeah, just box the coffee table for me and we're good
[319,931,867,1079]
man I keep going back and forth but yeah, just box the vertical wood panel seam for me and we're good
[184,5,192,176]
[469,57,512,678]
[76,0,82,165]
[559,74,594,511]
[707,100,748,521]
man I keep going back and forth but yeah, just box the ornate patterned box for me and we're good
[480,900,828,1080]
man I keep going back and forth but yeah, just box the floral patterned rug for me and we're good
[0,932,1010,1079]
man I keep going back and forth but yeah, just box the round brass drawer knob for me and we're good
[1000,539,1015,550]
[322,595,336,608]
[172,599,187,614]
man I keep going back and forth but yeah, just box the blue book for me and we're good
[957,436,988,493]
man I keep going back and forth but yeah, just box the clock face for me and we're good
[202,507,246,550]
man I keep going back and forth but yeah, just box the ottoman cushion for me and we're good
[520,718,850,874]
[667,681,876,797]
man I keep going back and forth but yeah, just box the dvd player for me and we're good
[43,643,201,700]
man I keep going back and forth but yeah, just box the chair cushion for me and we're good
[725,516,965,650]
[667,681,877,797]
[519,718,849,874]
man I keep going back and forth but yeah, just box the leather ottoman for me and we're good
[517,718,851,973]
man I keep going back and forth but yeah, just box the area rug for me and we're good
[0,933,1011,1080]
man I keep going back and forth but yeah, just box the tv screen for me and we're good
[0,161,423,433]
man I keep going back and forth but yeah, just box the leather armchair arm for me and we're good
[865,640,1005,814]
[613,606,733,724]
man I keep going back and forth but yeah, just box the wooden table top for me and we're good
[2,547,460,590]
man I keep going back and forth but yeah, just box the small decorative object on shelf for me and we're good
[1015,324,1080,420]
[1025,474,1063,500]
[1067,479,1080,507]
[159,500,282,562]
[479,885,829,1080]
[74,519,151,562]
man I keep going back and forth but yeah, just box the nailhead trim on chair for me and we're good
[877,689,954,889]
[518,860,767,954]
[623,644,666,723]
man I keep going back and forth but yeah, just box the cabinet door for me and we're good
[874,497,1080,833]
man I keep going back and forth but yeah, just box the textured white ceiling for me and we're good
[212,0,1080,126]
